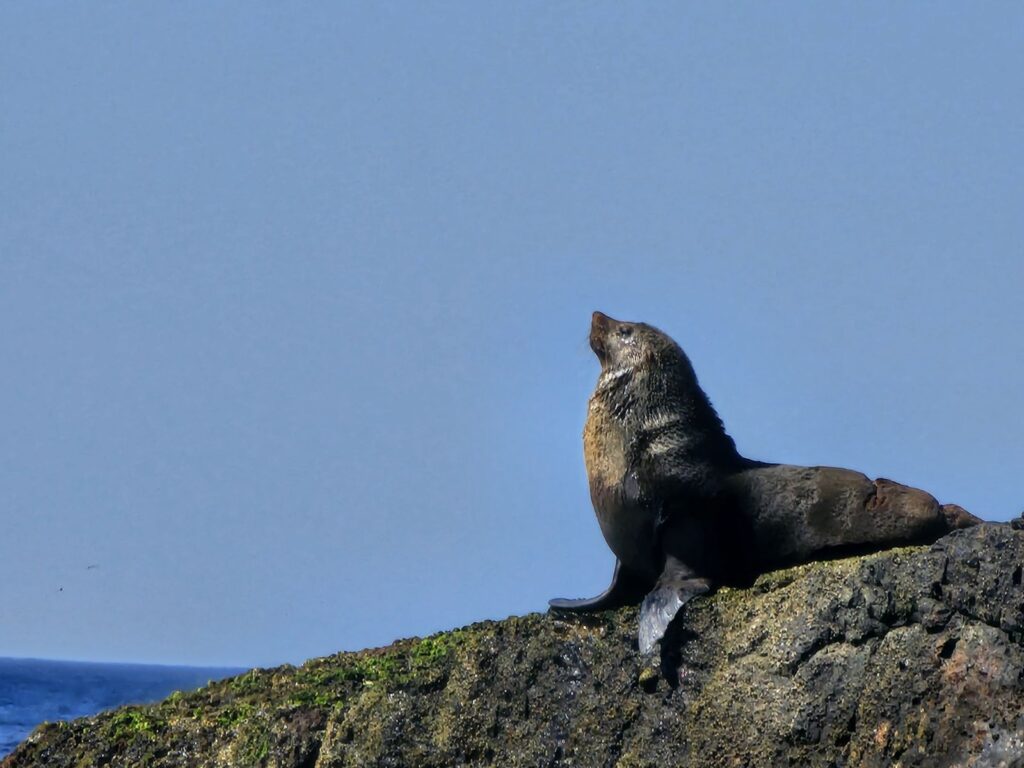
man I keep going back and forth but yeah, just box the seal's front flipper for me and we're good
[638,558,711,654]
[549,560,650,613]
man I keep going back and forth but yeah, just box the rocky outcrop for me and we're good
[6,524,1024,768]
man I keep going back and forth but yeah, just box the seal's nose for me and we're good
[590,311,611,360]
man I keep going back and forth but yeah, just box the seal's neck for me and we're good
[593,362,745,468]
[595,365,634,396]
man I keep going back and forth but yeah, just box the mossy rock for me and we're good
[5,525,1024,768]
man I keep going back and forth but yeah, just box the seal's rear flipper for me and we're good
[638,560,711,654]
[942,503,983,530]
[549,560,650,613]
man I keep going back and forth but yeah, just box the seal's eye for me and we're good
[617,326,633,339]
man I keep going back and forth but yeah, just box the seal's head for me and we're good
[589,311,683,373]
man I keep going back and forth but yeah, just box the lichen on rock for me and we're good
[5,524,1024,767]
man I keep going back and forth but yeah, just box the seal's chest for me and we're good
[583,400,655,569]
[583,399,627,498]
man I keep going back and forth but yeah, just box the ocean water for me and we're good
[0,657,244,757]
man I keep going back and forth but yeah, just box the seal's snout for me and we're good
[590,311,612,360]
[591,311,616,336]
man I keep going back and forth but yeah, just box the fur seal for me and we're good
[549,312,981,654]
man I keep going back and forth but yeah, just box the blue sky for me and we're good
[1,4,1022,667]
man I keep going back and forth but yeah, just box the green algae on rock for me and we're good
[6,524,1024,768]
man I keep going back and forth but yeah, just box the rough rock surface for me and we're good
[6,524,1024,768]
